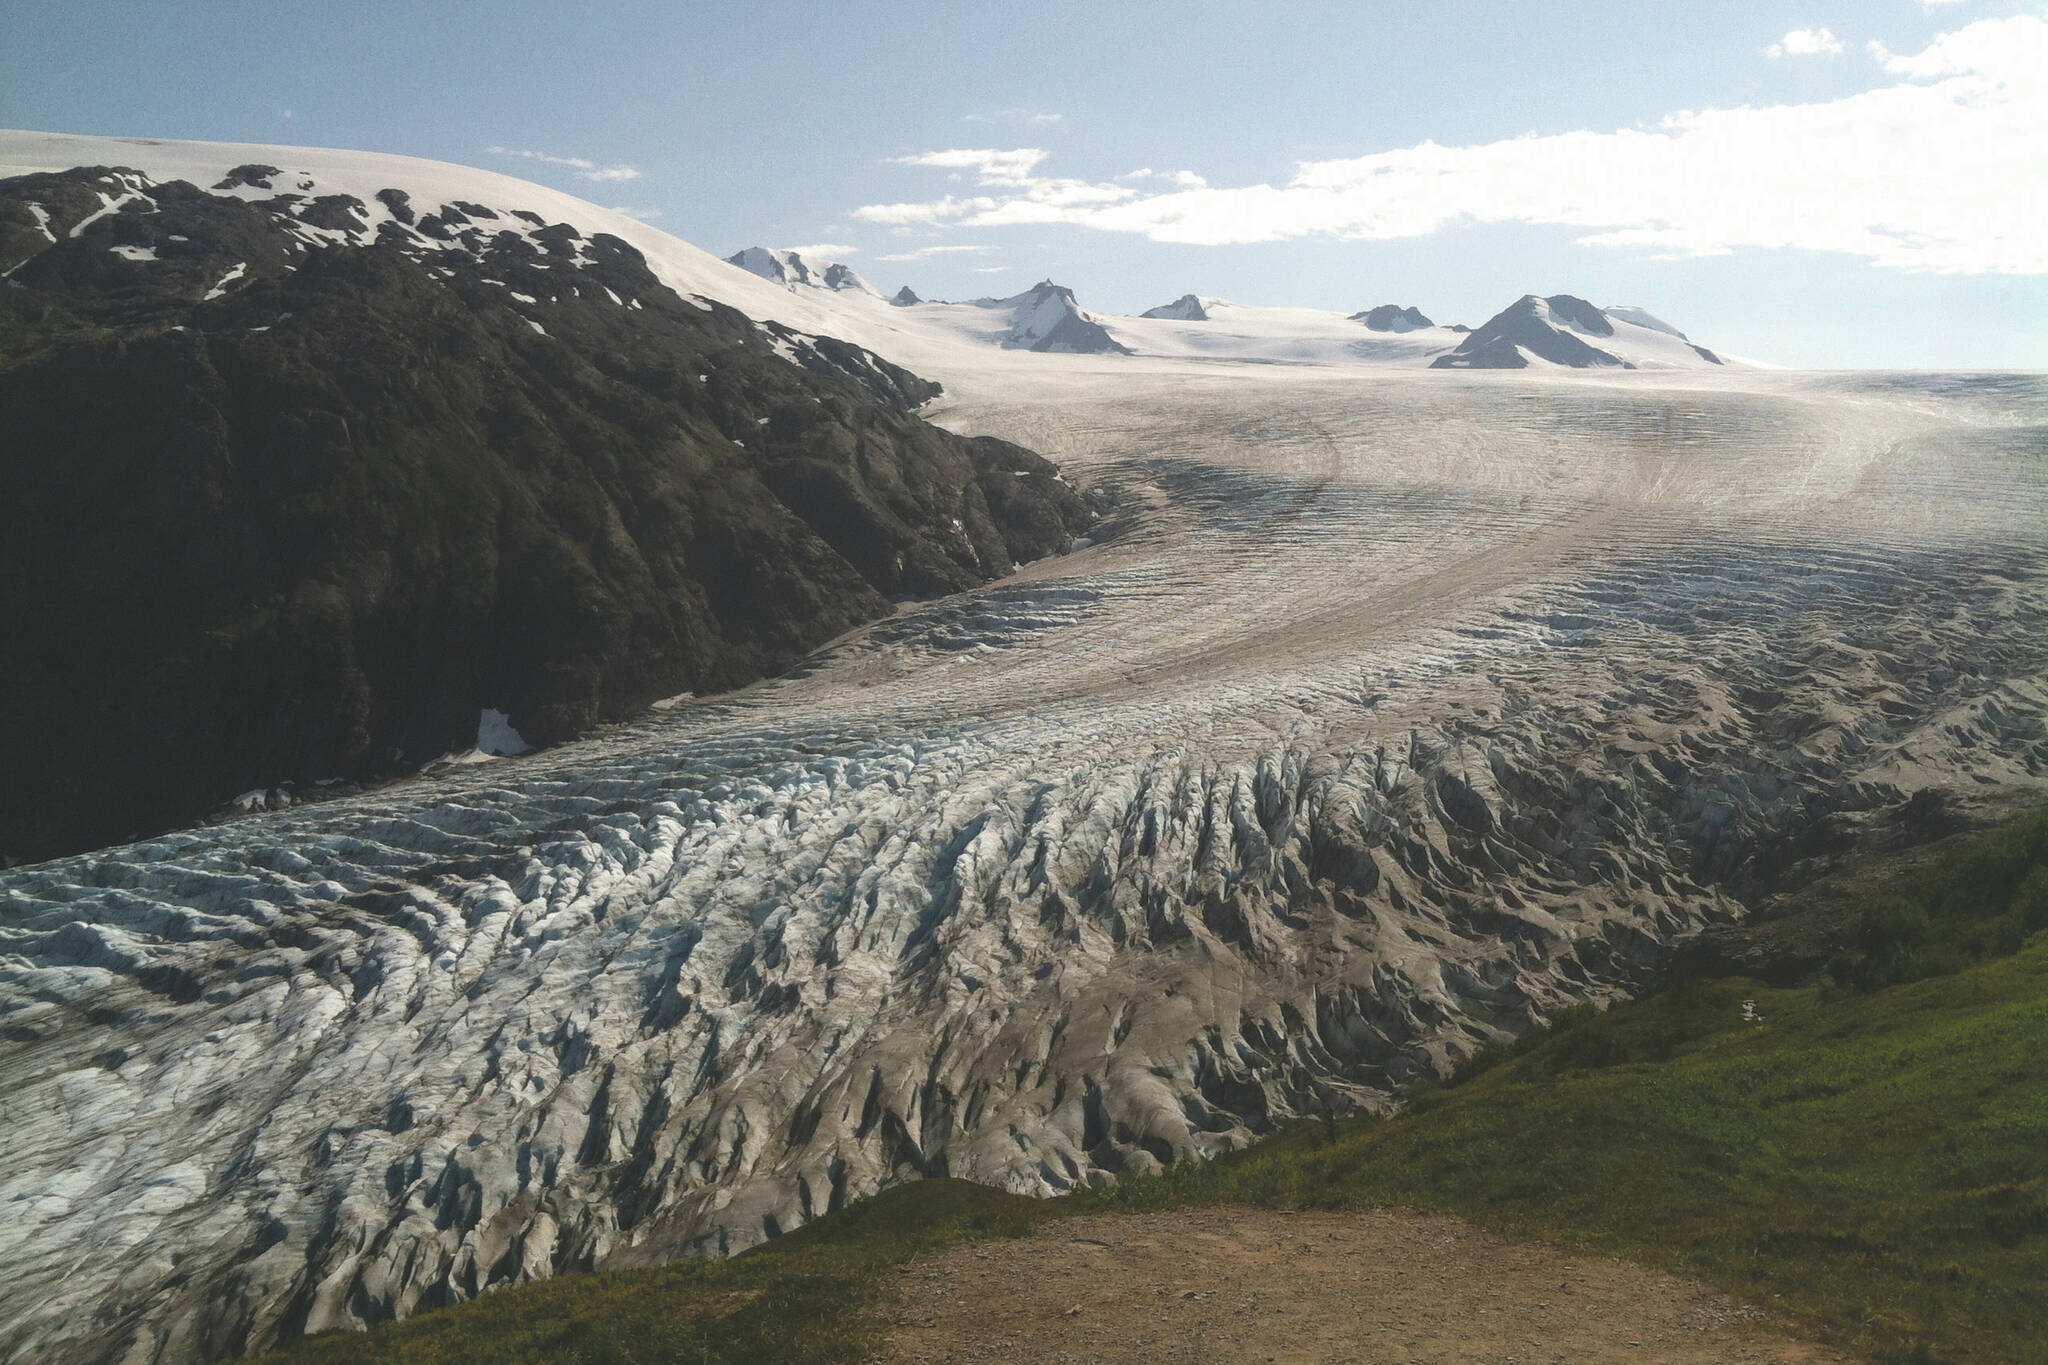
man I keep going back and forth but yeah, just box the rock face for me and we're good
[986,280,1131,354]
[1428,296,1727,370]
[1140,293,1208,321]
[1431,294,1632,369]
[0,167,1090,862]
[723,246,882,298]
[892,284,921,306]
[1350,304,1432,332]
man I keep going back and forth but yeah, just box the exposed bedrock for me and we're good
[0,167,1089,863]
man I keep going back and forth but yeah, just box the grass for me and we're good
[258,1178,1049,1365]
[1096,959,2048,1362]
[262,806,2048,1364]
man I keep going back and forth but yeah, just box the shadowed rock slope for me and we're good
[0,166,1089,862]
[1141,293,1209,321]
[1350,303,1433,332]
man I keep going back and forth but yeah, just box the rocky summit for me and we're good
[1140,293,1209,321]
[0,166,1090,862]
[1350,304,1433,332]
[1431,295,1725,370]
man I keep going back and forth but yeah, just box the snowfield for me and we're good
[1,132,2045,1365]
[0,131,1738,380]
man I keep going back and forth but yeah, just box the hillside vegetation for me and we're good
[260,804,2048,1365]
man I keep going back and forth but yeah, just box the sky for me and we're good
[5,0,2045,369]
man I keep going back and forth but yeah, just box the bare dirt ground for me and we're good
[878,1206,1856,1365]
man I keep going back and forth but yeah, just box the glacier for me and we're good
[0,132,2044,1365]
[2,362,2042,1364]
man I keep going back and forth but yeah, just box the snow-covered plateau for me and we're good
[2,133,2046,1365]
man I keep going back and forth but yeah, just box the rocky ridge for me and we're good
[0,165,1090,861]
[988,280,1130,354]
[725,246,884,299]
[1140,293,1209,321]
[1350,304,1433,332]
[1433,295,1724,370]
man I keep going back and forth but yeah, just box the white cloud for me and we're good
[876,244,993,262]
[962,109,1063,125]
[1118,167,1208,188]
[1870,17,2022,78]
[857,194,1003,226]
[488,146,642,183]
[855,16,2048,275]
[868,146,1135,226]
[1766,26,1845,58]
[607,206,664,222]
[783,242,859,259]
[889,147,1050,185]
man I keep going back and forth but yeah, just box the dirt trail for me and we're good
[879,1207,1856,1365]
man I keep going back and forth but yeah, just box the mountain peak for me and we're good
[969,279,1129,355]
[725,247,881,298]
[1530,294,1614,337]
[1141,293,1209,321]
[1350,304,1433,333]
[1433,293,1728,370]
[1434,294,1630,370]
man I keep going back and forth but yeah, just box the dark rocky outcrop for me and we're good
[0,167,1091,862]
[819,262,868,294]
[1430,294,1632,370]
[724,247,878,297]
[1539,294,1613,337]
[1028,306,1128,354]
[212,163,282,191]
[891,285,921,306]
[1140,293,1208,321]
[1349,303,1431,332]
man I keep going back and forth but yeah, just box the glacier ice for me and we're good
[1,365,2044,1365]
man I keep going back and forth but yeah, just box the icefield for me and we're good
[1,134,2045,1365]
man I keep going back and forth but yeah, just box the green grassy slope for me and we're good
[259,1178,1046,1365]
[1102,959,2048,1362]
[261,806,2048,1365]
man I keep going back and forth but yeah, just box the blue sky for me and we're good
[6,0,2044,368]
